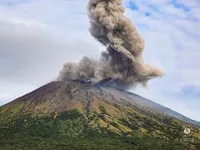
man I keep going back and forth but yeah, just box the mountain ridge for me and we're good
[1,80,199,127]
[0,80,200,150]
[118,89,200,127]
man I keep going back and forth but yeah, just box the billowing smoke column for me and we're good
[58,0,164,89]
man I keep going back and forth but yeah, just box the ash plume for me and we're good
[58,0,164,89]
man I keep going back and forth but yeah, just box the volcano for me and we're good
[0,80,200,150]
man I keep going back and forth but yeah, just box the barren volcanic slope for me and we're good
[0,80,200,150]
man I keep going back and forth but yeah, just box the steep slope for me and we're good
[0,80,200,150]
[119,91,200,126]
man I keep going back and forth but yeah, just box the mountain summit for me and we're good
[0,80,200,150]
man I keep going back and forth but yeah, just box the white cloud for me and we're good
[0,0,101,105]
[125,0,200,121]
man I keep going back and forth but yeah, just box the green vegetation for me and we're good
[0,109,199,150]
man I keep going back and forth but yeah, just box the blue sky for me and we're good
[0,0,199,121]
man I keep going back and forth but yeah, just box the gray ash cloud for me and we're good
[57,0,164,89]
